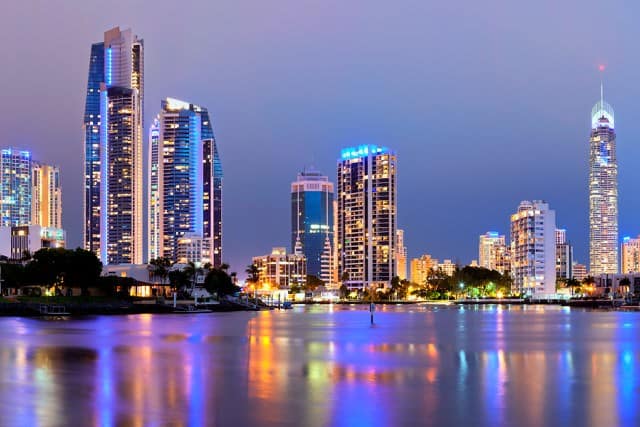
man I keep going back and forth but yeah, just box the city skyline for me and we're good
[3,1,640,274]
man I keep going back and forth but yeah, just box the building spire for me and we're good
[599,64,605,107]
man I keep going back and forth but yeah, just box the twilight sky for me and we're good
[1,0,640,274]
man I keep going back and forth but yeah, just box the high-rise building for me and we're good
[82,41,105,255]
[0,225,66,260]
[0,148,31,227]
[395,229,407,280]
[510,200,556,295]
[589,83,618,275]
[337,145,397,289]
[478,231,510,274]
[99,27,144,265]
[555,228,573,280]
[31,162,62,229]
[291,169,334,279]
[82,27,144,264]
[410,254,437,285]
[148,98,223,266]
[621,236,640,273]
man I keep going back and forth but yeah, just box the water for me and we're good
[0,304,638,426]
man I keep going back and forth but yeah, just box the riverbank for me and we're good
[0,297,255,317]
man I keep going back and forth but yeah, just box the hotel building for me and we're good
[82,27,144,265]
[589,84,618,274]
[337,145,397,289]
[510,200,556,295]
[291,169,334,279]
[621,236,640,274]
[148,98,223,266]
[31,162,62,229]
[0,148,32,227]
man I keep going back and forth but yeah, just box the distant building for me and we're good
[555,228,573,280]
[572,263,588,281]
[589,83,618,275]
[621,236,640,273]
[337,145,397,289]
[0,148,32,227]
[0,225,65,260]
[395,229,407,280]
[176,235,212,266]
[148,98,223,266]
[510,200,556,295]
[478,232,510,274]
[437,259,456,277]
[252,247,306,289]
[31,162,62,229]
[291,168,334,279]
[410,254,437,285]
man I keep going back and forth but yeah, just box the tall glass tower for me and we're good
[148,98,223,266]
[589,84,618,275]
[337,145,397,289]
[0,148,31,227]
[82,42,104,254]
[291,169,334,279]
[82,27,144,265]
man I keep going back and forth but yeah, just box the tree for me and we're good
[204,268,240,299]
[305,275,324,292]
[149,257,172,286]
[245,264,260,287]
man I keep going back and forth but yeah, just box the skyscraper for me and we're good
[82,41,104,255]
[291,169,334,279]
[84,27,144,265]
[478,231,510,274]
[589,83,618,275]
[0,148,31,227]
[148,98,222,266]
[337,145,397,289]
[31,162,62,229]
[510,200,556,295]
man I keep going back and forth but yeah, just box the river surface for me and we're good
[0,304,638,426]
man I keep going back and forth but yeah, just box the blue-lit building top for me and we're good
[291,169,334,278]
[82,42,104,254]
[340,145,389,161]
[0,148,32,227]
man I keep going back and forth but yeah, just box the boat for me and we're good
[38,304,70,317]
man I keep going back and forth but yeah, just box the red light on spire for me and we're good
[599,64,606,72]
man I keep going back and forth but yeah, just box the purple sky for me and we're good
[1,0,640,274]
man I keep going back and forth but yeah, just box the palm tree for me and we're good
[582,276,596,295]
[149,257,172,293]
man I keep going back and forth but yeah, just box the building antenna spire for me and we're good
[599,64,605,106]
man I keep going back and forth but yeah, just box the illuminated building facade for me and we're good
[572,263,588,281]
[410,254,436,285]
[510,200,556,295]
[252,247,306,289]
[478,231,510,274]
[437,259,457,277]
[31,162,62,229]
[555,228,573,280]
[395,229,407,280]
[0,148,31,227]
[148,98,222,266]
[589,84,618,275]
[621,236,640,273]
[291,169,334,279]
[82,41,104,255]
[94,27,145,265]
[337,145,397,289]
[176,235,212,266]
